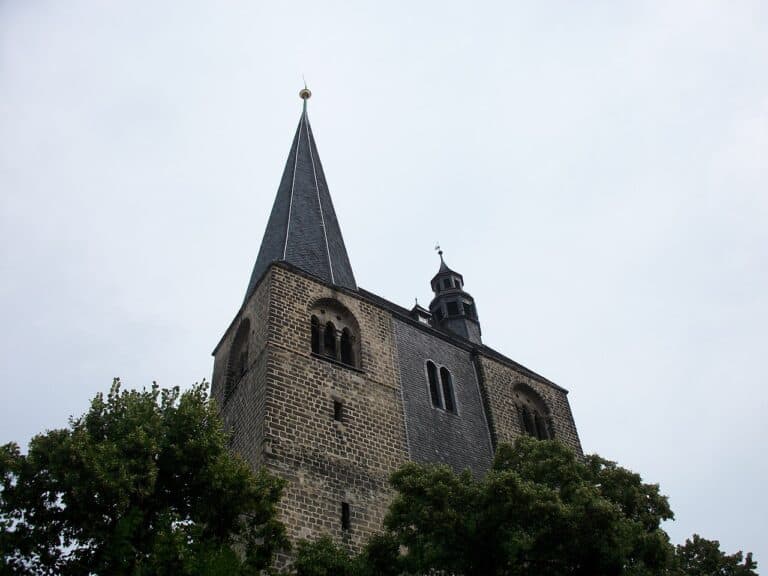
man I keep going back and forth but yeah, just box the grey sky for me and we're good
[2,0,766,563]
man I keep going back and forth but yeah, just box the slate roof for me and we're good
[431,252,462,286]
[359,283,566,392]
[244,101,356,302]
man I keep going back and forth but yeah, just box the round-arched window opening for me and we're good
[311,316,321,354]
[225,318,250,399]
[308,299,361,369]
[439,367,456,413]
[324,321,338,359]
[340,328,355,366]
[513,383,553,440]
[425,361,457,414]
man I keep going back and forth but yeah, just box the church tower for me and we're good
[212,90,583,552]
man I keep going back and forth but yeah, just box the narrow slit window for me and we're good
[440,367,455,413]
[324,322,337,360]
[446,301,459,316]
[462,302,472,317]
[333,400,344,422]
[427,361,441,408]
[341,502,351,531]
[311,316,320,354]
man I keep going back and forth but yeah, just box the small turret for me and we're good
[428,249,481,344]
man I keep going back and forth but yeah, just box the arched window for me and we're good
[340,328,354,366]
[513,384,553,440]
[311,316,320,354]
[440,367,455,413]
[324,321,338,360]
[426,361,457,414]
[427,361,441,408]
[535,413,551,440]
[226,318,250,399]
[308,299,361,369]
[520,406,537,436]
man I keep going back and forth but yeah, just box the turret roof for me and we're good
[431,250,463,287]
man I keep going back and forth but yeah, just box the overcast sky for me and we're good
[2,0,766,563]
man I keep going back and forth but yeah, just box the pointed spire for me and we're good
[244,89,356,301]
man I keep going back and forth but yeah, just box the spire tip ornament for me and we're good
[435,243,444,262]
[299,87,312,100]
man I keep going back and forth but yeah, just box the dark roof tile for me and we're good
[244,103,356,301]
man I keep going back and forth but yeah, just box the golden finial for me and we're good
[299,77,311,101]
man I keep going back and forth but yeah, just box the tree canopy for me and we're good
[672,534,757,576]
[0,380,287,576]
[382,437,674,576]
[1,383,757,576]
[292,438,757,576]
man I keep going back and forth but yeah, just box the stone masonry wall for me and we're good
[211,262,583,556]
[477,355,582,455]
[263,265,409,551]
[212,269,272,469]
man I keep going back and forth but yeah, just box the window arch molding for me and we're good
[512,383,553,440]
[308,298,361,369]
[424,360,458,414]
[225,317,250,399]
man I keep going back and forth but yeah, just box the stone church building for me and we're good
[211,91,582,550]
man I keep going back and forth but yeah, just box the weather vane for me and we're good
[435,243,443,259]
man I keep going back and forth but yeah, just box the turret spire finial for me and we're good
[435,243,444,263]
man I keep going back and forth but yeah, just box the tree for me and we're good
[672,534,757,576]
[382,437,675,576]
[292,536,355,576]
[0,380,287,576]
[291,533,400,576]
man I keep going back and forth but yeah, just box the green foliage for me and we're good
[0,379,287,575]
[383,437,675,576]
[672,534,758,576]
[292,533,403,576]
[353,533,402,576]
[4,383,756,576]
[293,536,354,576]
